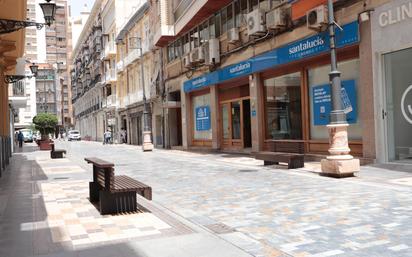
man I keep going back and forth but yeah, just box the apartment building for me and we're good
[150,0,406,163]
[35,64,59,116]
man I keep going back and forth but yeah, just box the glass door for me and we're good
[220,99,249,149]
[384,47,412,162]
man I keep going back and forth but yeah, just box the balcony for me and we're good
[102,42,116,60]
[124,49,141,67]
[9,82,27,109]
[104,69,117,84]
[106,94,116,108]
[116,60,124,73]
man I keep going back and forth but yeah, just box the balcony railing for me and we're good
[104,69,117,83]
[116,60,124,73]
[124,49,141,67]
[103,42,116,60]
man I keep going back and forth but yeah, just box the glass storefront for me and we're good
[308,59,362,140]
[384,48,412,162]
[264,72,302,140]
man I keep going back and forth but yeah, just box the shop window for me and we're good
[308,59,361,140]
[192,94,212,140]
[264,72,302,140]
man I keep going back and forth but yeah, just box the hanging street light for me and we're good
[0,0,56,35]
[40,0,57,27]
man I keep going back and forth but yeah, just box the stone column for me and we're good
[210,85,220,150]
[249,73,264,152]
[181,88,191,150]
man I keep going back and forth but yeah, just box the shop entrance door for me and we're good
[221,98,251,149]
[383,47,412,163]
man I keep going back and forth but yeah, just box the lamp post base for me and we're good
[321,123,360,177]
[142,130,153,152]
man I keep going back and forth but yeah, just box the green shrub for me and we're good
[32,113,58,140]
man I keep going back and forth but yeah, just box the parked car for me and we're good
[20,129,33,142]
[68,130,81,141]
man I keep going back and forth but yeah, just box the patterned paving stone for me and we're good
[60,141,412,257]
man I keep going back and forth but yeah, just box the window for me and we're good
[308,59,361,140]
[226,4,234,30]
[264,72,302,140]
[221,7,227,34]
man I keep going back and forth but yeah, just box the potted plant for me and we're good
[32,113,58,150]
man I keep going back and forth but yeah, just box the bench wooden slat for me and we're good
[84,157,115,168]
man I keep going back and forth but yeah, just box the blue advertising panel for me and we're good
[195,106,211,131]
[312,80,357,125]
[184,21,359,93]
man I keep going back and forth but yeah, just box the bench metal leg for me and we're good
[288,158,304,169]
[89,182,100,202]
[264,161,278,166]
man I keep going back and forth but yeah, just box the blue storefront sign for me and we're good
[184,21,360,93]
[195,106,211,131]
[312,80,357,125]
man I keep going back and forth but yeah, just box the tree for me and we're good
[32,113,58,140]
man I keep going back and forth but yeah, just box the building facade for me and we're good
[370,0,412,163]
[154,0,397,163]
[1,0,27,173]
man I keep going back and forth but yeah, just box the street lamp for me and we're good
[0,0,56,35]
[320,0,360,177]
[40,0,57,27]
[131,36,153,151]
[4,63,39,83]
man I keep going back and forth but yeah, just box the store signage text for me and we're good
[184,21,359,93]
[312,80,357,126]
[195,106,211,131]
[379,2,412,27]
[288,36,325,55]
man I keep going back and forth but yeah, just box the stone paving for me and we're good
[0,144,253,257]
[61,141,412,257]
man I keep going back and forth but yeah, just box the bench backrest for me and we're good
[85,157,115,191]
[269,141,305,154]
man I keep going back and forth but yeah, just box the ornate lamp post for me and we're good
[320,0,360,177]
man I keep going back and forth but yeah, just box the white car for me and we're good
[68,130,81,141]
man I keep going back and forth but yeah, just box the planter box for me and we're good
[39,140,52,150]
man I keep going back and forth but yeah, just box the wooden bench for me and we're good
[85,157,152,215]
[254,141,305,169]
[50,143,66,159]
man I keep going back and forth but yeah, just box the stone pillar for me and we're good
[210,86,220,150]
[359,19,376,160]
[321,124,360,177]
[181,89,191,150]
[249,73,264,152]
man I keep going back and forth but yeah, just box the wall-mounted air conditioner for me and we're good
[205,38,220,66]
[266,7,287,30]
[306,5,328,30]
[247,8,266,36]
[227,27,240,44]
[183,54,191,68]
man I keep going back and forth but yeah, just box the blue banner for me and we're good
[312,80,357,125]
[184,21,359,93]
[195,106,211,131]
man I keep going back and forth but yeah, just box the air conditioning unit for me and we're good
[183,54,191,68]
[247,8,266,36]
[190,48,200,64]
[227,27,240,44]
[205,38,220,66]
[198,46,205,63]
[306,5,328,30]
[266,7,287,30]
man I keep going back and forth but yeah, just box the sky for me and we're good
[70,0,95,17]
